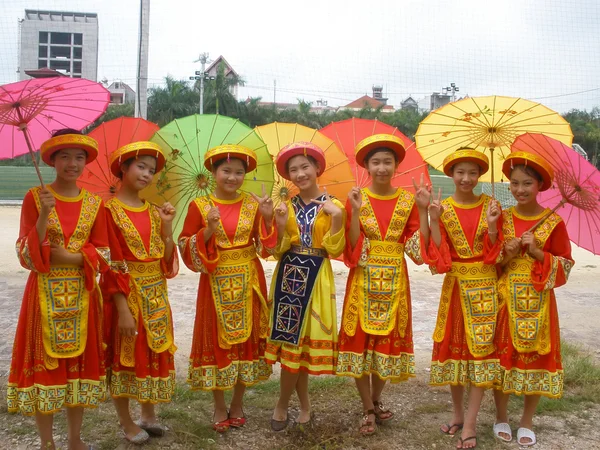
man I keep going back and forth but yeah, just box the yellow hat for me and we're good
[502,151,554,191]
[355,134,405,168]
[40,134,98,166]
[276,141,326,180]
[442,148,490,176]
[204,144,257,172]
[109,141,166,177]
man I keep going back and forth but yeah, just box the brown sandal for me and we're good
[359,409,377,436]
[373,400,394,423]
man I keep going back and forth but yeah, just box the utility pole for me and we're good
[194,53,210,114]
[135,0,150,119]
[443,82,459,102]
[274,79,276,105]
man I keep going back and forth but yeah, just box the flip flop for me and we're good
[373,400,394,423]
[359,409,377,436]
[517,427,537,447]
[457,435,477,449]
[493,422,512,442]
[441,422,464,435]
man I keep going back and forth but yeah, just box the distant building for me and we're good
[205,55,241,99]
[417,92,452,112]
[18,9,99,81]
[107,81,135,105]
[400,96,419,112]
[342,86,394,113]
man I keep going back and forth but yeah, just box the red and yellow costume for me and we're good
[7,134,110,415]
[495,152,574,398]
[266,142,346,375]
[336,135,423,382]
[102,141,177,404]
[178,144,276,390]
[425,150,503,387]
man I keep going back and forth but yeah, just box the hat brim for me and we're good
[276,147,326,180]
[443,155,489,177]
[203,151,257,172]
[502,155,553,191]
[110,148,166,178]
[355,139,405,168]
[42,142,98,166]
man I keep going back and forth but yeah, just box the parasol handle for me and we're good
[489,147,495,198]
[16,118,45,188]
[526,198,567,234]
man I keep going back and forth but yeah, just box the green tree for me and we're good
[148,76,199,126]
[201,62,245,116]
[380,108,429,139]
[563,108,600,167]
[237,97,277,128]
[88,103,135,129]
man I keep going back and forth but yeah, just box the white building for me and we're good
[107,81,136,105]
[18,9,99,81]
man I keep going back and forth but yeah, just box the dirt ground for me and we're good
[0,204,599,449]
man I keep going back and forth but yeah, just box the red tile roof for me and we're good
[344,95,393,110]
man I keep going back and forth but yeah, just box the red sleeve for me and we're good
[101,208,131,299]
[424,220,452,274]
[483,212,504,265]
[79,202,112,291]
[402,204,420,242]
[253,213,277,258]
[531,220,573,292]
[16,190,51,273]
[178,200,219,273]
[343,198,365,268]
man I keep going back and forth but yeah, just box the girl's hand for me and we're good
[274,200,288,230]
[251,183,274,224]
[206,206,221,233]
[158,202,176,224]
[50,244,74,265]
[39,189,55,217]
[487,199,501,226]
[413,173,432,211]
[348,187,362,212]
[428,188,443,222]
[118,309,137,337]
[504,237,521,261]
[521,231,543,259]
[311,188,342,218]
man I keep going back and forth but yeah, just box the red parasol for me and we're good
[319,117,430,191]
[511,133,600,255]
[79,117,160,201]
[0,77,110,185]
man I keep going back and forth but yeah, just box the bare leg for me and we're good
[112,397,143,438]
[493,390,511,440]
[371,374,393,420]
[296,372,311,423]
[355,375,375,433]
[65,407,86,450]
[140,402,157,423]
[229,382,247,419]
[35,412,55,450]
[457,386,485,449]
[440,384,465,434]
[272,368,299,421]
[519,395,541,444]
[212,390,228,423]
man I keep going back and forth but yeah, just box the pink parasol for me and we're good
[511,133,600,255]
[0,77,110,184]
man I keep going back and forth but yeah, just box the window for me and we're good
[38,59,47,69]
[49,59,70,73]
[73,61,82,74]
[73,47,82,59]
[50,32,71,45]
[39,32,48,44]
[50,46,71,59]
[38,46,48,58]
[73,33,83,45]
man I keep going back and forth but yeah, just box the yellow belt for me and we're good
[449,261,497,279]
[368,239,405,258]
[218,246,257,265]
[290,245,328,257]
[127,260,161,275]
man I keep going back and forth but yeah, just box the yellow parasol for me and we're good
[415,96,573,195]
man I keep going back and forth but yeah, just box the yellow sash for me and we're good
[433,262,498,357]
[500,210,561,354]
[119,260,175,367]
[209,246,268,347]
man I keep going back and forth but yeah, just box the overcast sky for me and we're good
[0,0,598,113]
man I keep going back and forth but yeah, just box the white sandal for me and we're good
[517,427,537,447]
[493,422,512,442]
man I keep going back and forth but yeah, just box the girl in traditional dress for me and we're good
[493,151,573,447]
[424,149,502,449]
[266,142,346,431]
[178,144,275,433]
[336,134,430,435]
[7,129,110,450]
[102,142,177,443]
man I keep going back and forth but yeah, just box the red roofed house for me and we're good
[205,55,241,99]
[342,86,394,113]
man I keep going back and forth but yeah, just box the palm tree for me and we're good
[201,62,245,117]
[148,76,198,126]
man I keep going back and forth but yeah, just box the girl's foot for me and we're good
[297,409,312,424]
[68,438,97,450]
[359,410,377,436]
[120,422,149,443]
[440,418,464,435]
[373,400,394,423]
[456,435,477,449]
[271,407,289,432]
[228,405,246,428]
[135,419,168,436]
[212,409,229,433]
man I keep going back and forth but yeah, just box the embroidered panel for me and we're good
[270,251,324,345]
[291,194,326,247]
[441,195,489,259]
